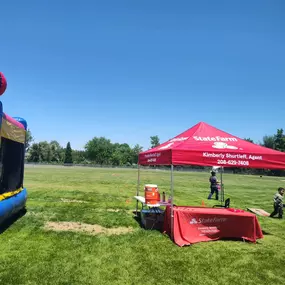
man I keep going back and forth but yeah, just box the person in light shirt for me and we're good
[270,187,284,219]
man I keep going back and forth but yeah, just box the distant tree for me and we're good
[27,141,49,162]
[27,143,40,162]
[73,150,86,164]
[150,135,160,148]
[131,144,143,164]
[25,129,34,151]
[110,143,121,166]
[244,138,254,143]
[111,143,133,166]
[262,135,275,149]
[38,141,50,162]
[274,129,285,152]
[120,143,133,165]
[64,142,73,164]
[50,140,64,162]
[85,137,113,165]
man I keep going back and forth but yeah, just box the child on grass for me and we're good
[207,171,219,200]
[270,187,284,219]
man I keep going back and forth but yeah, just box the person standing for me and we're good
[207,171,219,200]
[270,187,284,219]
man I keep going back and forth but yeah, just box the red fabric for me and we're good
[139,122,285,169]
[0,72,7,96]
[163,206,263,246]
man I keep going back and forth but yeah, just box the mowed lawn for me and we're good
[0,166,285,285]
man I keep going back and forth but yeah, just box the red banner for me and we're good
[163,206,263,246]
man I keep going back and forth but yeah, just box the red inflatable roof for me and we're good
[139,122,285,169]
[3,113,25,129]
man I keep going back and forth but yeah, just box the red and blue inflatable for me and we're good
[0,72,27,224]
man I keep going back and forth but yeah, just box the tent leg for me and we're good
[220,167,224,203]
[170,164,174,241]
[135,164,140,216]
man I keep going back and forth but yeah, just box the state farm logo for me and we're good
[212,142,238,150]
[190,218,198,224]
[158,137,189,150]
[189,217,227,224]
[193,136,238,142]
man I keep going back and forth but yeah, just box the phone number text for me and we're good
[217,160,249,166]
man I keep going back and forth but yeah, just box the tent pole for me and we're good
[135,164,140,216]
[170,164,174,241]
[220,167,224,203]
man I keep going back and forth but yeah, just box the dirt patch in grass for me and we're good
[106,208,121,212]
[106,208,134,213]
[44,222,133,236]
[60,198,87,203]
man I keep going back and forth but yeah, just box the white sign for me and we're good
[170,137,189,142]
[212,142,238,150]
[193,136,238,142]
[190,217,227,224]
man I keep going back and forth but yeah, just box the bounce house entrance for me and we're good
[0,137,25,194]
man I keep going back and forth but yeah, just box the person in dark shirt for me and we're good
[207,171,219,200]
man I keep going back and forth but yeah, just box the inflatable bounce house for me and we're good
[0,72,27,225]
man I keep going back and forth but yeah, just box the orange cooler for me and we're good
[145,184,160,205]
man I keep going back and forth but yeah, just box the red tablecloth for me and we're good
[163,206,263,246]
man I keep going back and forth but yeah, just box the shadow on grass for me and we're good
[132,210,164,233]
[218,237,260,243]
[262,230,272,235]
[0,208,27,234]
[132,211,141,224]
[132,211,144,228]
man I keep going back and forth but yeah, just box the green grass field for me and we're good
[0,166,284,285]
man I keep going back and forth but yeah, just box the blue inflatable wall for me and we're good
[0,189,27,224]
[0,112,28,225]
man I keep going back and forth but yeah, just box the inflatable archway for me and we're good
[0,72,27,224]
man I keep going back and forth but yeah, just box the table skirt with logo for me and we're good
[163,206,263,246]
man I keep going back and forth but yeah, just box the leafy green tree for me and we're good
[262,135,275,149]
[64,142,73,164]
[150,135,160,148]
[27,143,40,162]
[50,140,64,162]
[111,143,133,166]
[38,141,50,162]
[85,137,113,165]
[73,150,86,164]
[131,144,143,164]
[274,129,285,152]
[25,129,34,151]
[244,138,254,143]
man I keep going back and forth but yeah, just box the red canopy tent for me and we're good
[139,122,285,169]
[136,122,285,240]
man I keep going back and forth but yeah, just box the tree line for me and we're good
[25,133,161,166]
[25,128,285,175]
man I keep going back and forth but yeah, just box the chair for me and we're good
[213,198,230,208]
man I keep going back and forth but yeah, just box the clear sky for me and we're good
[1,0,284,150]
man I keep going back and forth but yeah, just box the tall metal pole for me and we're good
[220,167,224,203]
[170,164,174,241]
[135,164,140,216]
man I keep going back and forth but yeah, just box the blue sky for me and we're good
[1,0,284,150]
